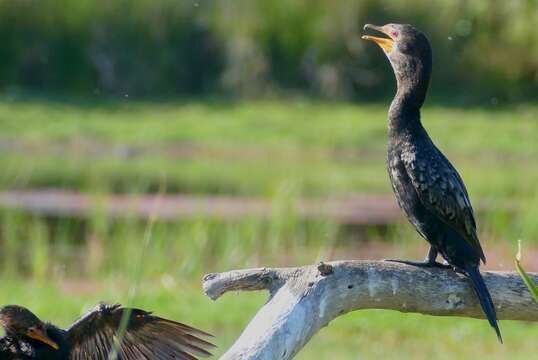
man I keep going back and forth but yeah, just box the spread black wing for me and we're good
[402,146,486,263]
[65,304,215,360]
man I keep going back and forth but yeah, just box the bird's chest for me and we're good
[1,339,35,359]
[387,143,430,227]
[387,153,407,189]
[387,144,418,204]
[34,346,65,360]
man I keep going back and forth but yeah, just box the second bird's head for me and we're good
[362,24,432,94]
[0,305,59,350]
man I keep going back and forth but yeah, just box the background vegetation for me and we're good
[1,100,537,358]
[1,0,537,102]
[1,1,537,359]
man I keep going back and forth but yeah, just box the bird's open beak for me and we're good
[27,329,59,350]
[361,24,394,54]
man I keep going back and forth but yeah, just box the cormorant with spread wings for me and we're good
[0,303,214,359]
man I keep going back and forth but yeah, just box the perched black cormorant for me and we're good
[0,303,215,359]
[362,23,502,342]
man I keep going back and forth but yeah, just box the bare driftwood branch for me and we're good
[203,260,538,360]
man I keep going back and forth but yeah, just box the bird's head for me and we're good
[0,305,59,350]
[362,23,432,102]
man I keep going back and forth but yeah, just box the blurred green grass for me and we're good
[1,99,537,358]
[0,99,537,199]
[1,99,537,247]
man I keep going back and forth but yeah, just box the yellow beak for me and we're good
[362,24,395,54]
[27,330,60,350]
[361,35,394,53]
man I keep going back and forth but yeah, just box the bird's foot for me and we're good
[384,259,452,269]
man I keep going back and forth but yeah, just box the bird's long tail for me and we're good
[464,265,502,343]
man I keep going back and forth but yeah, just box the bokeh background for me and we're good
[1,1,537,359]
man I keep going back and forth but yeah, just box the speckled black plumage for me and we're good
[0,304,215,359]
[363,23,502,342]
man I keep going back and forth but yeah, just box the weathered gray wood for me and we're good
[203,260,538,360]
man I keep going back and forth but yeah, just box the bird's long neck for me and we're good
[388,58,431,133]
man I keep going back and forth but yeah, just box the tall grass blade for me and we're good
[107,177,166,360]
[515,240,538,304]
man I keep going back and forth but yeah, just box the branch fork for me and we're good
[203,260,538,360]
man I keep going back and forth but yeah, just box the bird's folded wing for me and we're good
[65,303,215,360]
[403,151,486,263]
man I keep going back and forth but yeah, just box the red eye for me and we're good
[391,31,399,38]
